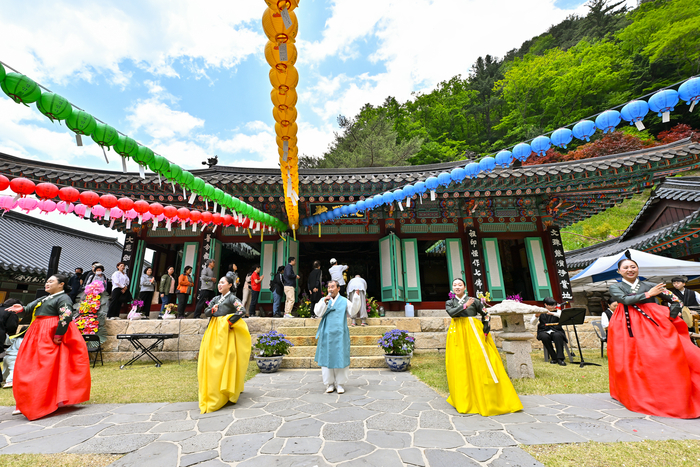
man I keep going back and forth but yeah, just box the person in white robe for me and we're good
[347,275,368,326]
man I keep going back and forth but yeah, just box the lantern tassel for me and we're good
[406,197,411,208]
[181,221,186,230]
[192,223,197,233]
[398,202,404,212]
[109,219,116,229]
[221,206,225,216]
[430,190,436,201]
[138,215,143,225]
[318,223,321,238]
[205,199,209,210]
[126,219,132,230]
[166,220,172,231]
[153,220,158,231]
[121,156,127,173]
[101,146,109,164]
[247,228,252,238]
[171,181,176,193]
[105,208,111,221]
[260,228,263,242]
[634,121,645,131]
[182,187,187,199]
[157,173,161,185]
[85,207,92,219]
[76,134,83,147]
[188,192,197,205]
[139,165,145,179]
[213,225,217,233]
[662,111,670,123]
[690,101,697,113]
[214,202,218,212]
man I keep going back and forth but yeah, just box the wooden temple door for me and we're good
[445,238,466,287]
[259,241,276,303]
[401,238,422,302]
[128,239,146,299]
[481,238,506,301]
[524,237,553,301]
[379,233,405,302]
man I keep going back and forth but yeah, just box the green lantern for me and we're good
[66,109,97,136]
[0,62,5,82]
[203,183,216,200]
[114,135,139,158]
[148,154,169,173]
[214,188,225,203]
[134,146,155,165]
[192,177,205,194]
[36,92,72,122]
[180,170,195,188]
[165,163,182,181]
[230,196,241,210]
[1,73,41,105]
[91,122,119,149]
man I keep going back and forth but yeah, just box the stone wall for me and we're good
[100,315,606,363]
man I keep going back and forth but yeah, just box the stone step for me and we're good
[280,355,387,369]
[286,335,381,346]
[416,309,446,317]
[287,345,385,358]
[276,325,396,336]
[383,311,409,318]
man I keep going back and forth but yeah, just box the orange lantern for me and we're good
[265,41,297,73]
[277,134,298,148]
[275,122,298,140]
[262,8,298,44]
[273,106,297,127]
[269,65,299,94]
[271,88,298,111]
[264,0,299,13]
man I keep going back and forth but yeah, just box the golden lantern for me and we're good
[265,41,297,73]
[273,106,297,127]
[271,87,298,111]
[262,8,298,44]
[269,65,299,94]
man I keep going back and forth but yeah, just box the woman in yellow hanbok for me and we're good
[445,278,522,416]
[198,276,251,414]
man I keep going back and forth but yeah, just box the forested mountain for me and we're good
[302,0,700,169]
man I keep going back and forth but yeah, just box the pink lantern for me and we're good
[38,199,57,214]
[108,207,124,229]
[124,208,138,229]
[57,201,74,215]
[142,211,153,223]
[17,197,38,213]
[91,205,106,219]
[0,195,18,213]
[74,204,87,218]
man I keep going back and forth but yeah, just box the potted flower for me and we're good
[162,303,177,320]
[378,329,415,372]
[253,330,294,373]
[295,293,313,318]
[367,297,380,318]
[127,300,144,320]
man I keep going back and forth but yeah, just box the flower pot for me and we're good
[384,354,412,372]
[255,355,284,373]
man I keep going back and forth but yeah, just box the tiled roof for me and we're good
[0,211,123,277]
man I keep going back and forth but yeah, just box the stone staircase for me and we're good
[276,322,396,369]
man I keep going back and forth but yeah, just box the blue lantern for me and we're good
[373,194,383,207]
[465,162,480,178]
[340,205,350,216]
[513,143,532,162]
[404,184,416,198]
[348,204,358,214]
[595,110,621,134]
[621,100,650,130]
[679,77,700,112]
[649,89,680,122]
[572,120,596,141]
[301,218,307,226]
[478,157,496,173]
[393,188,404,202]
[382,191,394,205]
[320,212,330,222]
[425,176,439,200]
[550,128,573,148]
[437,172,452,187]
[450,167,466,183]
[495,150,513,167]
[531,136,551,156]
[356,200,366,211]
[414,181,427,195]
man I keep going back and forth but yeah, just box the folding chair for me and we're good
[591,320,607,358]
[82,334,103,368]
[543,341,573,363]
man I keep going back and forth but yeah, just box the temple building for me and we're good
[1,138,698,313]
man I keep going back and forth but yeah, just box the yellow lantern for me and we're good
[269,65,299,95]
[276,134,297,148]
[262,7,298,44]
[275,121,298,140]
[273,106,297,126]
[264,41,297,73]
[271,87,298,111]
[278,145,298,160]
[264,0,299,13]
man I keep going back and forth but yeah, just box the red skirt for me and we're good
[609,302,700,419]
[13,316,91,420]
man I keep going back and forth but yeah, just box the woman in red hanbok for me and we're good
[608,253,700,419]
[7,273,91,420]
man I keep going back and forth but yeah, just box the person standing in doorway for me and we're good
[314,280,351,394]
[283,257,300,319]
[248,265,263,318]
[271,266,285,318]
[194,260,217,319]
[159,266,177,318]
[329,259,349,295]
[108,262,130,319]
[241,269,253,311]
[307,261,323,310]
[177,266,194,319]
[139,267,156,319]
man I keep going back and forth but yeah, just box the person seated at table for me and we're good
[531,297,568,366]
[197,276,251,414]
[600,300,618,330]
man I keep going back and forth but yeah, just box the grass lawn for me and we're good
[523,440,700,467]
[410,350,609,396]
[0,359,259,407]
[0,454,121,467]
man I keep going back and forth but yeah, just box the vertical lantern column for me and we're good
[263,0,300,231]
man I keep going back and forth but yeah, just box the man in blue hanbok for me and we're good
[314,280,351,394]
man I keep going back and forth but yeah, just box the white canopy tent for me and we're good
[570,249,700,292]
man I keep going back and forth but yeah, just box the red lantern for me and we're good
[58,186,80,203]
[223,214,233,226]
[9,177,35,198]
[201,211,213,225]
[34,182,58,200]
[163,205,178,219]
[0,175,9,191]
[241,218,251,229]
[117,197,134,212]
[133,200,150,215]
[99,194,118,209]
[79,191,99,207]
[189,210,202,224]
[177,207,190,222]
[212,213,223,225]
[149,203,164,216]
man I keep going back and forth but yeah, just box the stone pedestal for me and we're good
[489,300,547,380]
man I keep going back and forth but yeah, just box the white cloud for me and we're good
[127,97,205,140]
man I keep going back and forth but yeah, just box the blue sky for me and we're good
[0,0,636,237]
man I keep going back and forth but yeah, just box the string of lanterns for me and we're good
[301,75,700,227]
[0,61,288,234]
[262,0,301,232]
[0,175,268,234]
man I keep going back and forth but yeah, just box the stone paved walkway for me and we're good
[1,370,700,466]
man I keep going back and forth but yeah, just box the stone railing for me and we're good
[98,315,605,363]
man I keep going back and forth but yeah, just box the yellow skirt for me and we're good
[197,316,252,414]
[446,317,523,416]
